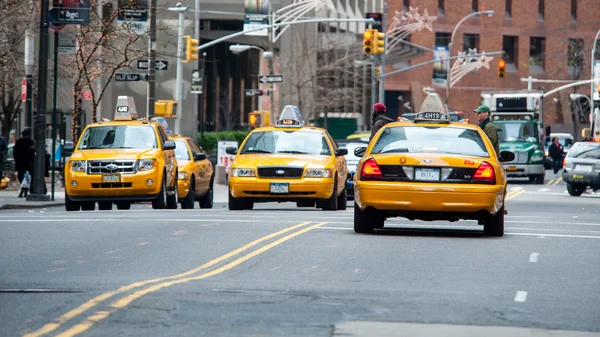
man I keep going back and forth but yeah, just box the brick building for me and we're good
[383,0,600,138]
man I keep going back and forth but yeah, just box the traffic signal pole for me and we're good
[147,0,157,119]
[379,2,388,104]
[169,3,188,135]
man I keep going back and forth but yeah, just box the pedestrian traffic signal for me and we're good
[249,112,261,127]
[183,35,199,64]
[363,29,374,54]
[498,59,506,78]
[373,30,385,54]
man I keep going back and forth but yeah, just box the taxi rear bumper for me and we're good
[229,177,335,200]
[65,170,162,202]
[355,181,505,217]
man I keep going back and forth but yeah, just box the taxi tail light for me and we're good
[360,158,383,180]
[471,161,496,184]
[563,159,566,168]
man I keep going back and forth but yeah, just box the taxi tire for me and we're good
[567,183,585,196]
[199,185,213,209]
[116,202,131,210]
[228,191,246,210]
[322,181,339,211]
[483,205,504,237]
[531,174,544,184]
[81,202,95,211]
[65,194,81,212]
[337,187,347,210]
[152,176,167,209]
[166,177,178,209]
[353,203,374,234]
[98,202,112,211]
[181,178,195,209]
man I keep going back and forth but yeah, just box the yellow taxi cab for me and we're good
[353,93,515,236]
[169,134,214,209]
[346,132,370,142]
[63,96,178,211]
[226,105,348,210]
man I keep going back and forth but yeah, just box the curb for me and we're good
[0,202,65,210]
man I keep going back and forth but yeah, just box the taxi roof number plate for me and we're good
[415,168,440,181]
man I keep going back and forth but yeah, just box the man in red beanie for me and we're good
[370,102,393,141]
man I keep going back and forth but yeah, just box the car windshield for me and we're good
[371,126,489,157]
[78,125,157,150]
[240,130,332,156]
[174,140,190,160]
[492,122,539,142]
[567,142,600,159]
[545,137,574,148]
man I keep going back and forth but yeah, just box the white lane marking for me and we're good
[529,253,539,263]
[514,291,528,302]
[507,232,600,239]
[538,188,550,192]
[509,186,524,191]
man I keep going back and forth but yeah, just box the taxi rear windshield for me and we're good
[241,130,331,155]
[567,142,600,159]
[371,126,489,157]
[78,125,157,150]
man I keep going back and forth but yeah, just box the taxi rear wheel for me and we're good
[354,203,374,234]
[199,177,214,209]
[152,176,167,209]
[567,183,585,196]
[337,186,347,210]
[98,202,112,211]
[483,205,505,237]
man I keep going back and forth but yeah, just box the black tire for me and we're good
[321,181,338,211]
[81,202,95,211]
[483,205,504,237]
[530,174,544,184]
[116,202,131,210]
[152,176,167,209]
[181,177,195,209]
[65,193,81,212]
[166,176,178,209]
[354,202,374,234]
[337,186,347,210]
[228,191,246,210]
[199,179,213,209]
[98,201,112,211]
[296,200,315,207]
[567,183,585,196]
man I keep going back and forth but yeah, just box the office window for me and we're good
[571,0,577,22]
[503,35,518,65]
[530,37,546,69]
[438,0,444,16]
[538,0,545,21]
[506,0,512,18]
[403,0,410,11]
[463,34,479,52]
[435,32,450,47]
[472,0,478,12]
[568,39,584,76]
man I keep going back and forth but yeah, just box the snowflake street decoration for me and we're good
[273,0,335,43]
[449,48,494,88]
[386,6,437,54]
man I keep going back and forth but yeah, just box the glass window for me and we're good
[78,126,157,150]
[492,122,539,142]
[472,0,478,12]
[529,37,546,69]
[506,0,512,17]
[463,34,480,52]
[568,142,600,159]
[502,35,518,65]
[240,130,332,156]
[157,126,168,146]
[188,140,202,154]
[438,0,444,15]
[538,0,544,20]
[371,126,489,157]
[174,140,190,160]
[571,0,577,21]
[342,142,367,164]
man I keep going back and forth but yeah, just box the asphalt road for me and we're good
[1,172,600,337]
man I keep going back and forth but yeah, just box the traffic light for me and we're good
[183,35,199,64]
[498,59,506,78]
[373,30,385,54]
[363,29,374,54]
[249,111,261,128]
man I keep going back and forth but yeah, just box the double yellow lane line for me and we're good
[24,221,326,337]
[506,188,525,200]
[546,176,563,186]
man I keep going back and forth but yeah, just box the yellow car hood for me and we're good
[70,148,160,161]
[233,154,333,168]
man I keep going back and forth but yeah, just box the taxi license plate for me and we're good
[415,168,440,181]
[102,173,120,183]
[507,166,518,172]
[575,164,592,172]
[270,182,289,194]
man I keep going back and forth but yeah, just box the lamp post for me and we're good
[590,28,600,124]
[229,44,272,119]
[570,93,592,138]
[168,3,188,135]
[445,9,494,104]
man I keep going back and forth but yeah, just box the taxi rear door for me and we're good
[188,139,211,194]
[157,126,176,186]
[325,131,346,192]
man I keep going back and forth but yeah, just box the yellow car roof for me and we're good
[87,120,159,128]
[250,125,327,133]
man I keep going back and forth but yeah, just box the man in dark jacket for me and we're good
[475,104,500,157]
[548,137,564,175]
[13,128,34,183]
[369,103,393,141]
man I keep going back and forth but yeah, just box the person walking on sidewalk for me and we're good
[13,128,34,184]
[0,133,7,182]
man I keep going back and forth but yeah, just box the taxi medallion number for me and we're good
[103,173,120,183]
[270,182,289,194]
[415,168,440,181]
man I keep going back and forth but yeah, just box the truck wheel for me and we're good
[152,177,167,209]
[483,205,504,237]
[98,202,112,211]
[534,174,544,184]
[65,193,81,212]
[567,183,585,196]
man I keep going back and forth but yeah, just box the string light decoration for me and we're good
[273,0,335,43]
[448,48,494,88]
[386,6,436,54]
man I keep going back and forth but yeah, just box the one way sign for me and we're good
[137,60,169,71]
[259,75,283,83]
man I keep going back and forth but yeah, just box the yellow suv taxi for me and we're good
[169,134,214,209]
[226,105,348,211]
[64,96,178,211]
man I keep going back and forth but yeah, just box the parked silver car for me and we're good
[562,141,600,196]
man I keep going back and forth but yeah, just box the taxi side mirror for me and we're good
[163,140,176,150]
[499,150,515,163]
[225,147,237,155]
[194,153,206,161]
[335,148,348,156]
[354,147,367,157]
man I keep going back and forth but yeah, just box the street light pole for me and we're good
[147,0,157,119]
[589,28,600,126]
[24,30,34,129]
[194,0,201,134]
[379,2,388,104]
[168,3,188,135]
[445,10,494,105]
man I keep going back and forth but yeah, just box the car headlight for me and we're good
[544,150,549,156]
[232,168,256,177]
[178,172,189,180]
[531,154,543,162]
[138,159,155,171]
[304,168,333,178]
[70,160,86,172]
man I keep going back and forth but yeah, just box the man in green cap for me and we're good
[475,104,500,157]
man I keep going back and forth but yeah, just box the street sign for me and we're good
[137,59,168,70]
[21,78,27,102]
[245,89,263,96]
[58,33,76,54]
[191,70,203,94]
[81,90,92,101]
[259,75,283,84]
[115,73,147,81]
[365,13,382,31]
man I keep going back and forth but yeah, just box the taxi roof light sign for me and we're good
[114,96,139,121]
[414,93,450,123]
[275,105,304,127]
